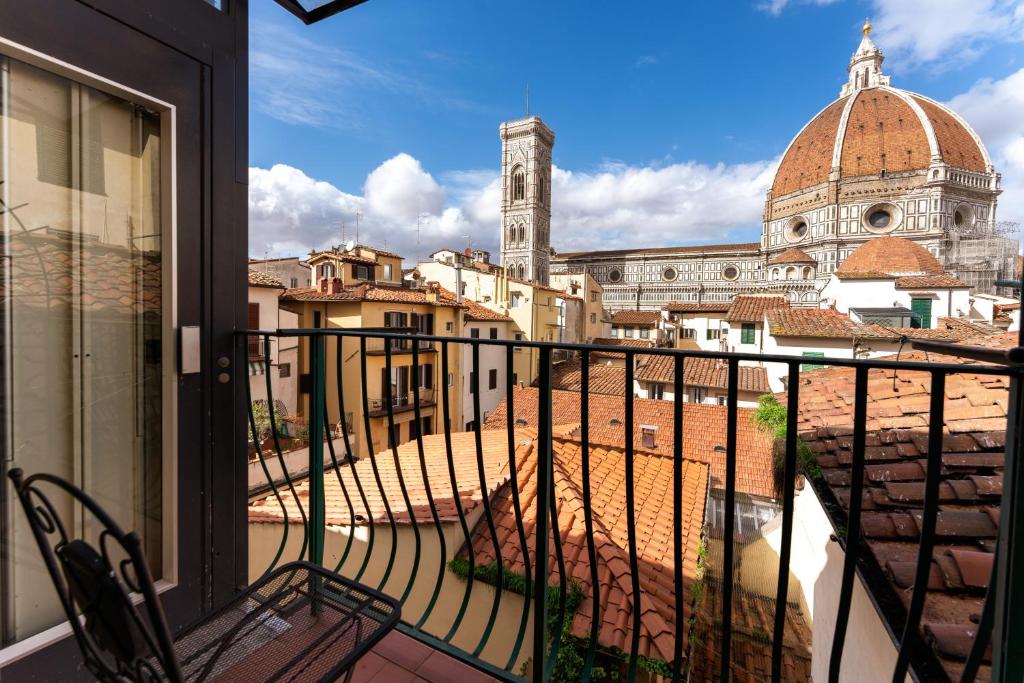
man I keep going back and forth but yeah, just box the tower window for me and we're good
[512,167,526,201]
[538,176,546,204]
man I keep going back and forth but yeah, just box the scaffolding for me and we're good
[942,219,1020,295]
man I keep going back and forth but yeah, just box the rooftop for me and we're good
[725,295,790,323]
[282,282,464,307]
[835,236,945,278]
[635,354,770,394]
[609,310,662,326]
[553,242,761,260]
[248,268,285,289]
[788,333,1016,680]
[768,247,816,265]
[485,386,777,498]
[664,302,732,314]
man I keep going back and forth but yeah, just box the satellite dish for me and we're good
[345,240,355,252]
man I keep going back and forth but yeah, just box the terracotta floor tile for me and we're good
[347,652,389,683]
[414,650,501,683]
[371,630,434,672]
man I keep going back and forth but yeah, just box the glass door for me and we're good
[0,54,164,646]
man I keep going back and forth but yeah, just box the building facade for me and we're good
[547,21,1017,311]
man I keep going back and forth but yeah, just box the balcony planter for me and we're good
[248,435,351,493]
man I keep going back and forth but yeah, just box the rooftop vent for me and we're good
[640,425,657,450]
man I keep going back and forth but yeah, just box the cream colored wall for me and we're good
[784,484,908,682]
[249,515,534,673]
[286,300,462,458]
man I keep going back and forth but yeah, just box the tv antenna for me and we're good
[355,210,362,245]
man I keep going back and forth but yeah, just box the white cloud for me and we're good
[249,154,776,264]
[870,0,1024,72]
[635,55,658,67]
[757,0,839,18]
[946,68,1024,227]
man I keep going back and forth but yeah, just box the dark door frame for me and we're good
[0,0,248,678]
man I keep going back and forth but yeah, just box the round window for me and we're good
[868,209,891,229]
[862,202,901,234]
[722,265,739,281]
[608,269,622,283]
[663,267,677,282]
[784,215,809,243]
[953,204,974,230]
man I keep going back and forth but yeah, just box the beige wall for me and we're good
[250,515,534,673]
[286,299,462,458]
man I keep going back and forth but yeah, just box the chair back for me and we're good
[7,468,183,682]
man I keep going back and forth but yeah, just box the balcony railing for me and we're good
[367,387,437,416]
[240,326,1024,682]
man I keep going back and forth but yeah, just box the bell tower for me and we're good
[499,116,555,285]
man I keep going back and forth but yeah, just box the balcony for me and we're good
[242,327,1022,682]
[367,387,437,417]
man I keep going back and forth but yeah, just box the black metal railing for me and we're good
[239,328,1024,682]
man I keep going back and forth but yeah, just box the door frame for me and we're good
[0,0,248,677]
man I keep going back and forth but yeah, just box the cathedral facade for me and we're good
[515,21,1017,311]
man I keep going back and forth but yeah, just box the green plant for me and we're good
[448,558,670,681]
[250,400,286,443]
[752,394,819,494]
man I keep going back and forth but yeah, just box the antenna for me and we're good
[355,210,362,245]
[340,219,346,243]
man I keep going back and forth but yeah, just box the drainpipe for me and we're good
[455,263,463,304]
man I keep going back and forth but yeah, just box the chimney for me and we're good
[320,278,329,293]
[424,281,440,302]
[464,247,472,258]
[640,425,657,450]
[330,278,343,294]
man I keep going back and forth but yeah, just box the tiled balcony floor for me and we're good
[349,630,503,683]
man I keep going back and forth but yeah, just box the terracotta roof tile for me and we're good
[836,236,945,277]
[248,269,285,288]
[768,247,816,265]
[895,275,970,289]
[282,282,463,307]
[725,296,789,323]
[461,297,513,322]
[772,96,848,197]
[555,243,760,260]
[767,308,887,339]
[635,355,769,393]
[550,359,626,395]
[248,430,519,527]
[485,387,777,498]
[609,310,662,326]
[664,302,732,314]
[785,332,1016,679]
[464,433,709,664]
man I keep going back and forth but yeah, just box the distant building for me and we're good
[247,269,299,419]
[249,256,311,289]
[499,116,555,286]
[548,20,1017,310]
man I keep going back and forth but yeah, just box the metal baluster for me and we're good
[533,345,553,683]
[829,364,869,682]
[504,344,532,670]
[265,334,308,561]
[441,339,475,643]
[720,357,739,682]
[892,371,946,682]
[411,340,448,628]
[471,341,503,657]
[544,470,568,681]
[581,351,600,682]
[625,351,641,682]
[358,336,399,592]
[327,336,361,574]
[960,542,998,683]
[246,334,290,575]
[771,362,800,683]
[671,354,685,683]
[308,333,326,566]
[383,341,422,605]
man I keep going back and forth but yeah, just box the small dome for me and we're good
[836,236,944,278]
[769,247,816,265]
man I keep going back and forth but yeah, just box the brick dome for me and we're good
[771,87,990,198]
[835,236,944,278]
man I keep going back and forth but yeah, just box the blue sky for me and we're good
[249,0,1024,262]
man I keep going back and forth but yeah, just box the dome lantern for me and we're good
[841,17,890,97]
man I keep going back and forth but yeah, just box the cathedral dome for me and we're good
[770,21,991,199]
[835,236,944,277]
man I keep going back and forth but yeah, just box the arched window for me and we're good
[802,266,812,279]
[518,263,526,279]
[512,167,526,201]
[518,225,526,244]
[772,268,780,280]
[538,176,546,204]
[785,266,796,280]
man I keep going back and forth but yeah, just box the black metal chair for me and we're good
[8,468,400,682]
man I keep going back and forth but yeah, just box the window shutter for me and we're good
[248,302,260,329]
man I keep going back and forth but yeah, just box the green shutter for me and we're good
[910,298,933,329]
[801,351,826,371]
[706,329,714,340]
[741,323,755,344]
